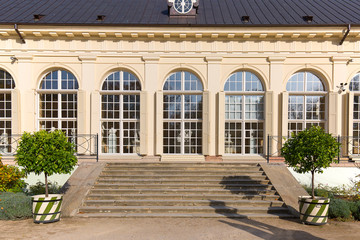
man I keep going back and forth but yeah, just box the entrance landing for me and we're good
[61,161,307,218]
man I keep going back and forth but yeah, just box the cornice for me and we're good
[0,26,359,41]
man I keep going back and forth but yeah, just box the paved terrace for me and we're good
[1,217,359,240]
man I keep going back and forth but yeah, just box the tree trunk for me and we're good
[311,170,315,199]
[45,173,48,197]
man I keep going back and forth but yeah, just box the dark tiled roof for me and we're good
[0,0,359,26]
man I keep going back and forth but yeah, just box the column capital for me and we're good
[142,55,160,63]
[78,55,97,62]
[205,56,223,63]
[331,56,351,64]
[14,55,33,62]
[267,56,286,63]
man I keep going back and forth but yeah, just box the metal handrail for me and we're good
[0,134,99,162]
[266,135,360,162]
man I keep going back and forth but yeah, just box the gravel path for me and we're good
[1,217,359,240]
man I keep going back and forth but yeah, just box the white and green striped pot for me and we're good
[31,194,63,224]
[298,196,330,225]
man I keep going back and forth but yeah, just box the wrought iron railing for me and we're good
[266,135,360,163]
[0,134,98,162]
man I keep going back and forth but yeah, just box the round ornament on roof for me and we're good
[173,0,193,14]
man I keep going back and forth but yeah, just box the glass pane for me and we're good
[61,70,79,90]
[224,72,242,92]
[184,122,202,154]
[225,122,242,154]
[163,122,181,154]
[225,95,242,120]
[306,72,324,91]
[101,121,121,153]
[245,96,264,120]
[350,74,360,91]
[245,72,263,91]
[286,72,304,92]
[0,70,15,89]
[244,122,264,154]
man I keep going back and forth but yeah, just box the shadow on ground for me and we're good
[208,175,325,240]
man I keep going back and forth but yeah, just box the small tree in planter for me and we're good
[15,130,77,223]
[281,126,340,225]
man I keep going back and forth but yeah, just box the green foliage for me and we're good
[281,126,340,174]
[348,201,360,221]
[303,184,335,199]
[0,192,32,220]
[353,175,360,201]
[26,181,62,196]
[281,126,340,198]
[329,198,351,220]
[0,160,26,192]
[15,130,77,177]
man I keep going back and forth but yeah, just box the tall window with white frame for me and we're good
[100,71,141,154]
[224,71,265,155]
[38,70,78,137]
[0,70,15,154]
[350,73,360,155]
[287,72,327,136]
[163,71,203,154]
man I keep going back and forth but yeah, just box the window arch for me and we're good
[286,72,326,136]
[224,71,264,155]
[163,71,203,154]
[350,73,360,154]
[0,69,15,153]
[100,71,141,154]
[37,69,78,136]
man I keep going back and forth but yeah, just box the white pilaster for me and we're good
[142,56,160,156]
[205,56,222,156]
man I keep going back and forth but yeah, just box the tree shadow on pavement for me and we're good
[207,175,325,240]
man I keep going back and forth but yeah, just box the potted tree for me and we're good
[281,126,340,225]
[15,130,77,223]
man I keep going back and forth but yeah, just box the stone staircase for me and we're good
[78,162,294,218]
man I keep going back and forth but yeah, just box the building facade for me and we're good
[0,0,360,160]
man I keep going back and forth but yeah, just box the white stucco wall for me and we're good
[24,167,77,187]
[288,167,360,188]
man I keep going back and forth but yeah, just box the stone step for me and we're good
[78,205,289,214]
[102,166,262,171]
[100,170,263,175]
[86,194,281,201]
[89,188,277,195]
[96,179,271,185]
[106,162,259,167]
[98,174,267,180]
[77,212,294,218]
[92,183,274,190]
[82,199,285,207]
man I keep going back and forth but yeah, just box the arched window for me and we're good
[224,71,264,155]
[38,70,78,136]
[100,71,141,154]
[286,72,326,136]
[163,71,203,154]
[0,70,15,153]
[350,73,360,154]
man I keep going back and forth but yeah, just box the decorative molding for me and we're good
[49,32,58,37]
[98,32,107,38]
[65,32,74,37]
[0,31,9,36]
[0,26,357,41]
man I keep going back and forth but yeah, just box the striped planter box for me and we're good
[298,196,330,225]
[32,194,63,224]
